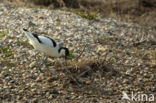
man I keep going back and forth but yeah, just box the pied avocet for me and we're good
[23,28,69,75]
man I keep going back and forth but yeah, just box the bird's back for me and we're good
[23,29,64,57]
[38,36,57,48]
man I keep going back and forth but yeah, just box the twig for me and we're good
[79,66,91,77]
[75,44,87,61]
[64,68,81,87]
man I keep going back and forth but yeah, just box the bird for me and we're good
[23,28,69,75]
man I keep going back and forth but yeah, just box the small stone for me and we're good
[29,61,36,68]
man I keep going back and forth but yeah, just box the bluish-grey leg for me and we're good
[34,52,44,73]
[41,53,56,76]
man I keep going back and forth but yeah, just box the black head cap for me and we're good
[59,47,69,57]
[64,47,69,57]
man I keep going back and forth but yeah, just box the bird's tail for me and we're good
[23,28,28,32]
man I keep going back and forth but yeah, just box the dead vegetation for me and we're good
[43,57,120,98]
[1,0,156,27]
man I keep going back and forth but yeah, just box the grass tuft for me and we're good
[18,40,33,48]
[7,36,16,39]
[0,30,8,38]
[66,49,76,59]
[98,37,115,45]
[0,47,14,57]
[74,11,98,20]
[0,33,5,38]
[56,22,61,26]
[1,60,15,67]
[66,53,76,59]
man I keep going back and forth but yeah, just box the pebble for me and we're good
[29,61,36,68]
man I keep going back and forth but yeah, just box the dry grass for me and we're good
[0,60,15,67]
[50,58,119,89]
[1,0,156,27]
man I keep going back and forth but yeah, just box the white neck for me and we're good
[59,49,66,57]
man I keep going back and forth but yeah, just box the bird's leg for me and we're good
[41,53,56,76]
[34,51,44,73]
[64,57,67,66]
[41,53,46,65]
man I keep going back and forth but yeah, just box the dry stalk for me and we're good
[75,44,87,61]
[64,67,81,87]
[79,66,91,77]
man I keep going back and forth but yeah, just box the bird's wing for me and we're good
[38,36,57,47]
[23,29,57,48]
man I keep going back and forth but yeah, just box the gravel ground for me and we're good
[0,3,156,103]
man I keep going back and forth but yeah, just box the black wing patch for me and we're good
[32,33,42,43]
[32,32,56,47]
[46,36,57,47]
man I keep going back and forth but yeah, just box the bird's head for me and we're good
[59,47,69,58]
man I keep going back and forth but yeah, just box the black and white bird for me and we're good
[23,28,69,58]
[23,28,69,74]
